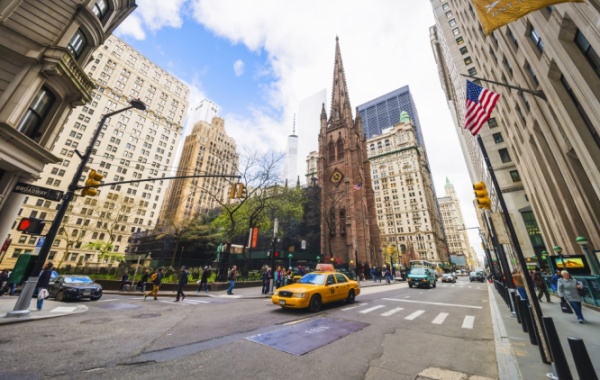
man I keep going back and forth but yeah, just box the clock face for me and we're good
[331,170,343,183]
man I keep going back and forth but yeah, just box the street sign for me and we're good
[13,182,64,201]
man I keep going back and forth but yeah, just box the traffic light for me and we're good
[229,184,237,199]
[81,169,103,197]
[473,181,491,210]
[16,218,45,235]
[236,183,246,198]
[274,251,279,258]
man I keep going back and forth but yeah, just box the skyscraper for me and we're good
[284,116,299,184]
[318,37,382,268]
[1,35,190,269]
[188,99,219,125]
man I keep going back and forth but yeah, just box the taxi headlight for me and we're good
[292,293,307,298]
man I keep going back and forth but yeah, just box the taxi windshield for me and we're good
[298,273,326,285]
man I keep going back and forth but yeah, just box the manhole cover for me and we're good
[83,318,113,325]
[132,313,161,319]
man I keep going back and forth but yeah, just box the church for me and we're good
[317,37,382,270]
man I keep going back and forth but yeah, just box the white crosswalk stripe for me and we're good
[462,315,475,329]
[381,307,404,317]
[360,305,386,314]
[404,310,425,320]
[431,312,449,324]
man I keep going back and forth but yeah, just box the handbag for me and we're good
[560,297,573,314]
[577,288,585,296]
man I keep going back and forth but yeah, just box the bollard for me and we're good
[517,297,528,332]
[520,299,537,345]
[567,337,598,380]
[542,317,572,380]
[504,285,510,307]
[510,290,520,321]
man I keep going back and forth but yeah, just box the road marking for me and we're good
[360,305,386,314]
[405,310,425,320]
[340,304,368,311]
[462,315,475,329]
[381,307,404,317]
[404,296,410,298]
[51,306,77,313]
[184,299,210,304]
[97,298,119,302]
[432,312,449,324]
[383,298,483,309]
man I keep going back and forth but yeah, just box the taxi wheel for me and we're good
[346,289,355,304]
[309,294,322,312]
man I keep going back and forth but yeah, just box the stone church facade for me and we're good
[318,37,382,269]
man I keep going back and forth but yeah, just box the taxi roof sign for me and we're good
[315,263,335,272]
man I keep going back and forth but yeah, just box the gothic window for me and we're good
[337,138,344,160]
[329,208,336,236]
[328,141,335,162]
[339,209,346,235]
[16,86,56,140]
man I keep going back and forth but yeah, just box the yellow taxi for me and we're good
[272,264,360,312]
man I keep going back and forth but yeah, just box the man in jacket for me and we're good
[227,265,237,295]
[197,266,210,292]
[144,268,163,300]
[533,268,551,302]
[175,266,188,302]
[36,262,54,311]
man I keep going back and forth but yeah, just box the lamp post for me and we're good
[330,256,335,268]
[541,250,552,274]
[316,255,320,263]
[553,245,564,272]
[576,236,599,276]
[288,253,293,270]
[8,100,146,317]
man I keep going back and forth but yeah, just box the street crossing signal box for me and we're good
[81,170,103,197]
[473,182,491,210]
[16,218,45,235]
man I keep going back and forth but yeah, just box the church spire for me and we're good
[329,36,353,125]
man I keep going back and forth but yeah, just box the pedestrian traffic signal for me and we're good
[274,251,279,258]
[16,218,45,235]
[473,181,491,210]
[81,169,103,197]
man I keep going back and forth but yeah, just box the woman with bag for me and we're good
[557,270,585,323]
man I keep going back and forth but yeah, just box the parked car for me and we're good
[272,270,360,312]
[49,275,102,301]
[441,273,456,283]
[469,271,485,282]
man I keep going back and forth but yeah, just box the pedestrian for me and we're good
[274,265,283,290]
[36,262,54,311]
[120,270,130,291]
[261,266,270,294]
[557,270,585,323]
[550,269,561,292]
[533,268,551,302]
[512,269,528,303]
[137,270,149,292]
[175,266,188,302]
[281,268,288,286]
[197,266,210,292]
[385,268,391,284]
[144,268,163,300]
[370,267,376,282]
[227,265,237,295]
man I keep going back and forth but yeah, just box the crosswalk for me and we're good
[341,303,476,329]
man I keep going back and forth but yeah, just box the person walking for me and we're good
[557,270,585,323]
[137,270,150,292]
[533,268,551,302]
[144,268,163,300]
[551,269,561,292]
[227,265,237,295]
[197,266,210,292]
[36,262,54,311]
[512,269,528,304]
[120,271,130,291]
[274,266,283,290]
[281,268,288,287]
[175,266,188,302]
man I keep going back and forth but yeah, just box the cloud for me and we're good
[116,14,146,40]
[233,59,245,77]
[118,0,188,39]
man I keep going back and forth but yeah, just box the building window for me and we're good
[510,170,521,182]
[530,28,544,52]
[68,29,87,59]
[499,148,512,163]
[560,75,600,148]
[574,30,600,77]
[16,87,56,139]
[459,46,468,55]
[464,56,473,65]
[452,27,460,36]
[328,142,335,162]
[337,139,344,160]
[507,28,519,49]
[525,62,539,86]
[493,133,504,144]
[339,209,346,235]
[456,36,464,45]
[449,19,457,27]
[92,0,109,19]
[467,67,477,76]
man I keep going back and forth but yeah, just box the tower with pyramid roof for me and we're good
[318,37,382,269]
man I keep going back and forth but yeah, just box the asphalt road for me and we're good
[0,277,496,380]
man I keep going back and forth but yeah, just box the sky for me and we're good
[115,0,484,260]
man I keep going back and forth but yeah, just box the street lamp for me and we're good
[8,100,146,317]
[330,256,335,268]
[288,253,293,270]
[576,236,599,276]
[553,245,564,272]
[316,255,320,263]
[541,250,552,273]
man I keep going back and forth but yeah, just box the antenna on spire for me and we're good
[292,114,296,135]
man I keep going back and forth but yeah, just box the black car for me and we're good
[49,275,102,301]
[469,271,485,282]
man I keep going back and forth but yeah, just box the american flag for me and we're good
[353,182,362,191]
[465,80,500,136]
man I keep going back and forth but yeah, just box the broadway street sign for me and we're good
[13,182,64,201]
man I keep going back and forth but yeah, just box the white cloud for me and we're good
[116,14,146,40]
[233,59,245,77]
[118,0,188,39]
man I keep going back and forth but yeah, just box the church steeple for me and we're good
[329,36,353,125]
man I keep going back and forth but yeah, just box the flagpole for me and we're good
[477,135,551,364]
[461,74,547,101]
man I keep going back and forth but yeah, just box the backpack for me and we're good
[150,272,158,282]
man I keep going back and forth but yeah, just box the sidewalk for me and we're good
[0,295,88,325]
[489,286,600,379]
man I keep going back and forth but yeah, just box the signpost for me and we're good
[13,182,64,201]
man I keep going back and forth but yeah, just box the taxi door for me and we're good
[334,273,350,301]
[324,274,338,303]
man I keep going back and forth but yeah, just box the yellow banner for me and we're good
[472,0,585,35]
